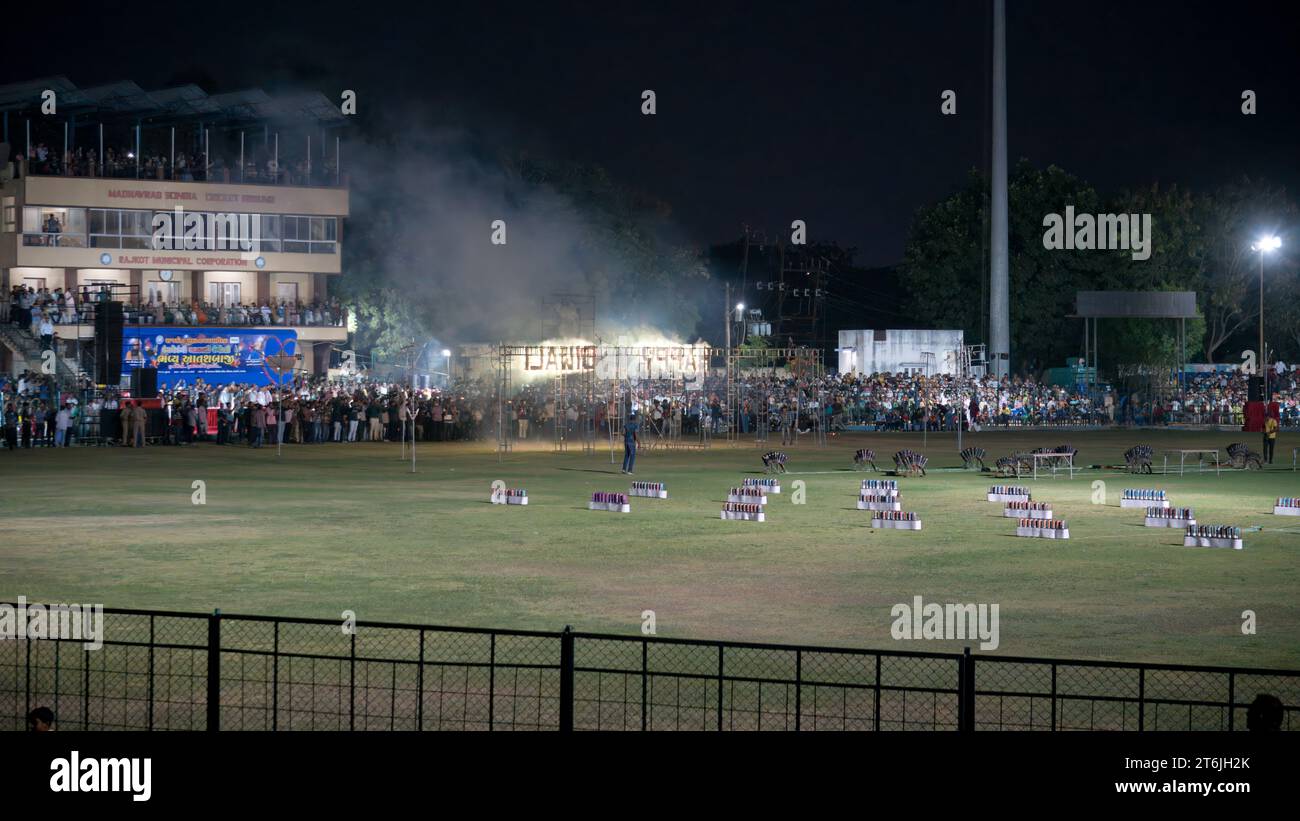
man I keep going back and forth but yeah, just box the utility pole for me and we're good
[725,282,732,351]
[1260,249,1267,402]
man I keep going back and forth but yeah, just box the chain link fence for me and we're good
[2,605,1295,731]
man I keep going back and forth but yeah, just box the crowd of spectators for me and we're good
[5,284,347,333]
[117,293,347,328]
[17,142,338,187]
[75,375,492,448]
[5,362,1300,453]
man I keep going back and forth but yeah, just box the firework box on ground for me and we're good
[1144,507,1194,528]
[1121,489,1169,509]
[589,492,631,513]
[858,494,902,512]
[1014,518,1070,540]
[490,488,528,506]
[728,487,768,505]
[1003,501,1051,519]
[871,511,922,531]
[629,481,668,499]
[721,502,765,522]
[859,480,900,499]
[988,485,1031,503]
[1274,498,1300,517]
[1183,525,1243,550]
[744,478,781,494]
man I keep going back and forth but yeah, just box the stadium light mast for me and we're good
[1252,235,1281,399]
[989,0,1010,379]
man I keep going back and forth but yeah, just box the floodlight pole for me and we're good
[1259,248,1266,402]
[989,0,1010,378]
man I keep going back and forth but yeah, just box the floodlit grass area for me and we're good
[2,429,1298,668]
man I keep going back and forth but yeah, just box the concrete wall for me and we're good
[838,329,964,375]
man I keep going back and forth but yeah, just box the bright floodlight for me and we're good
[736,303,745,311]
[441,349,451,357]
[1253,236,1282,252]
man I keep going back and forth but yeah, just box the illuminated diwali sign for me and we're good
[519,342,710,381]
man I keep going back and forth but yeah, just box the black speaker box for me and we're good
[132,367,159,398]
[94,302,124,384]
[1247,375,1264,402]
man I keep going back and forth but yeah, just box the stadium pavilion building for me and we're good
[0,76,350,383]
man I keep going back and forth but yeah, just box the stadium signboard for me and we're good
[518,341,710,381]
[121,326,299,388]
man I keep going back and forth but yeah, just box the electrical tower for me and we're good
[774,242,828,349]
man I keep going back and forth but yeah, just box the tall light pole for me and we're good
[442,348,452,387]
[989,0,1010,378]
[1252,235,1281,400]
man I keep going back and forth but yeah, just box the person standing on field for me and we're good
[621,410,640,475]
[120,402,133,447]
[1264,412,1278,464]
[132,401,147,447]
[55,403,71,447]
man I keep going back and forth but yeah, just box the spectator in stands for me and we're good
[38,313,55,352]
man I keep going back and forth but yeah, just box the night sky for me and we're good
[6,0,1298,267]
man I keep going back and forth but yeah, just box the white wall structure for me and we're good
[838,329,965,376]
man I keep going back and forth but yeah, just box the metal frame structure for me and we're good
[1073,291,1201,404]
[493,344,826,459]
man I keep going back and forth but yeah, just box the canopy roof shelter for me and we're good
[0,76,347,183]
[1070,291,1201,397]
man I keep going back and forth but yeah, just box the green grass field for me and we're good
[2,429,1298,668]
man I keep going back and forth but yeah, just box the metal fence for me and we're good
[2,606,1296,731]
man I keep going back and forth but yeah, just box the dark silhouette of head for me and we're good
[1246,694,1284,732]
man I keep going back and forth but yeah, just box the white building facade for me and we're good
[837,329,965,376]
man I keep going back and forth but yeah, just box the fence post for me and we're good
[271,621,279,731]
[1227,671,1235,731]
[959,647,975,732]
[349,631,356,731]
[641,639,648,731]
[1137,666,1145,731]
[874,654,882,731]
[794,649,802,732]
[416,629,425,732]
[488,633,496,731]
[206,609,221,731]
[716,645,725,731]
[559,626,574,732]
[147,615,156,731]
[1050,662,1057,731]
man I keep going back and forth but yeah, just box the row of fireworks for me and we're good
[1123,489,1168,501]
[493,481,1293,539]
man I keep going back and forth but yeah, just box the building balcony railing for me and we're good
[6,296,348,330]
[20,231,338,255]
[17,155,346,189]
[105,303,349,329]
